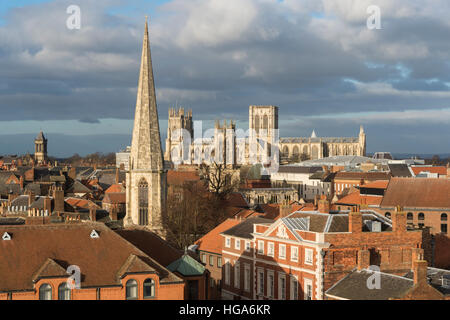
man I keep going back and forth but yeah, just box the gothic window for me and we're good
[263,115,269,130]
[254,115,260,134]
[282,146,289,158]
[312,146,319,160]
[303,145,309,156]
[293,146,300,156]
[138,178,149,226]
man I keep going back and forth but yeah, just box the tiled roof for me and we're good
[116,227,183,267]
[67,180,92,194]
[167,170,201,186]
[103,193,126,204]
[326,269,414,300]
[222,217,273,239]
[0,222,182,292]
[65,198,100,210]
[381,178,450,209]
[105,183,125,193]
[360,180,389,189]
[336,191,383,206]
[195,219,241,254]
[274,166,322,174]
[224,193,249,208]
[334,172,391,181]
[411,166,447,176]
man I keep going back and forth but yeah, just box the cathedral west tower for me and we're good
[125,18,167,234]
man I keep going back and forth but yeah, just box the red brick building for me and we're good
[0,222,185,300]
[220,204,431,300]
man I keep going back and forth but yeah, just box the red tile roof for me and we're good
[381,178,450,209]
[195,219,241,254]
[334,172,391,181]
[336,191,383,206]
[0,222,182,292]
[103,193,126,204]
[360,180,389,189]
[411,166,447,176]
[105,183,125,193]
[167,170,201,186]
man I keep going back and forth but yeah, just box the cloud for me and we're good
[0,0,449,154]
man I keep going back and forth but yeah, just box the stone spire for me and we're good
[130,17,163,171]
[311,130,317,138]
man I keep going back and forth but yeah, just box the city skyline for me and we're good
[1,0,449,157]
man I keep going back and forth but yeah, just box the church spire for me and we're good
[130,17,163,171]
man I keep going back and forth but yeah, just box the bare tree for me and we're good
[199,162,238,199]
[163,180,227,250]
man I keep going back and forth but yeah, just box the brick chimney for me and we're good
[413,259,428,285]
[89,205,97,222]
[52,185,65,213]
[43,196,52,215]
[27,191,35,207]
[357,249,370,270]
[19,176,24,189]
[280,200,293,218]
[392,206,406,233]
[349,206,362,233]
[318,195,330,214]
[412,248,424,262]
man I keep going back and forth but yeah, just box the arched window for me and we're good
[143,279,156,299]
[39,283,52,300]
[138,178,149,226]
[254,115,260,134]
[126,279,138,300]
[282,146,289,158]
[263,115,269,130]
[441,213,448,222]
[418,213,425,221]
[58,283,71,300]
[407,213,413,220]
[311,146,319,160]
[385,212,391,219]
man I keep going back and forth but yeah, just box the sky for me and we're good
[0,0,449,157]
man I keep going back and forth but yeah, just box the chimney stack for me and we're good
[110,206,118,221]
[349,206,362,233]
[392,206,406,233]
[89,205,97,222]
[52,185,65,213]
[318,195,330,214]
[413,259,428,285]
[279,200,293,218]
[27,191,35,207]
[43,196,52,215]
[19,176,24,189]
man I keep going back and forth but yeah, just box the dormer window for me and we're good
[2,232,11,241]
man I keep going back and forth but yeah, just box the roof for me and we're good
[116,227,183,267]
[35,131,46,141]
[411,166,447,176]
[326,269,414,300]
[195,219,242,254]
[335,191,383,206]
[167,254,206,277]
[65,198,100,210]
[381,178,450,209]
[222,217,273,239]
[167,170,201,185]
[105,183,126,193]
[0,222,182,292]
[103,193,126,204]
[67,180,92,194]
[388,164,412,177]
[360,180,389,189]
[276,166,323,174]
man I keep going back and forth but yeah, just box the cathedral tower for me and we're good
[359,125,367,156]
[164,107,193,163]
[34,131,48,165]
[126,18,167,234]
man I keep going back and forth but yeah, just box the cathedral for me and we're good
[164,105,366,166]
[125,18,167,233]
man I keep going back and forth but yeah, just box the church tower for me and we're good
[34,131,48,165]
[126,18,167,234]
[359,125,367,156]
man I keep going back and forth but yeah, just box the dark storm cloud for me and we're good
[0,0,449,155]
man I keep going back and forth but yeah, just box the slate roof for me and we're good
[325,269,414,300]
[381,178,450,209]
[334,171,391,181]
[0,184,21,196]
[24,183,43,196]
[222,217,273,239]
[404,267,450,295]
[67,180,92,194]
